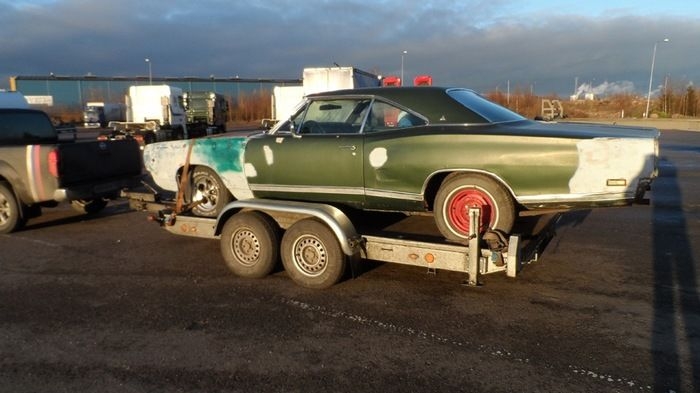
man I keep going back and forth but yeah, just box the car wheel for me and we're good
[190,167,232,217]
[220,211,280,278]
[434,174,515,243]
[71,198,108,214]
[281,218,346,289]
[0,182,24,234]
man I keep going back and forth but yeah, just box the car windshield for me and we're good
[447,89,526,123]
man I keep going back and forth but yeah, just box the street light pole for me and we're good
[401,50,407,86]
[645,38,669,118]
[145,58,152,85]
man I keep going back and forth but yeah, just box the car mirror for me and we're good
[289,120,303,138]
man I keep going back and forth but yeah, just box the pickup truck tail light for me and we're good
[48,149,59,177]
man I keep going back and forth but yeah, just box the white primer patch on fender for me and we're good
[369,147,388,168]
[263,145,274,165]
[569,138,651,194]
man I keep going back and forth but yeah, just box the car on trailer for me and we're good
[142,86,659,244]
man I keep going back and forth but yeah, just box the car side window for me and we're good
[298,99,370,135]
[275,106,306,133]
[365,101,426,132]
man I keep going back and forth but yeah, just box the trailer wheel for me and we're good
[281,218,346,289]
[191,167,232,217]
[220,211,280,278]
[0,182,24,234]
[71,198,108,214]
[434,174,515,243]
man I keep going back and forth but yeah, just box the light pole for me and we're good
[401,50,407,86]
[645,38,669,118]
[145,58,152,85]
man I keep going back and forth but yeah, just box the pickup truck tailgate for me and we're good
[56,139,142,186]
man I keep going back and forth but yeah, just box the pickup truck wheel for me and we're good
[0,182,24,234]
[281,218,346,289]
[220,211,280,278]
[434,174,515,243]
[191,167,232,217]
[71,198,108,214]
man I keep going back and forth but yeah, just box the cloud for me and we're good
[1,0,699,96]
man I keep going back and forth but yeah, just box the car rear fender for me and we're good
[423,169,518,211]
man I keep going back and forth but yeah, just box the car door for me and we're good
[245,98,369,206]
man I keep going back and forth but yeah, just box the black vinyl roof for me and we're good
[307,86,491,124]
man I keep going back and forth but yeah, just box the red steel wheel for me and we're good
[434,174,515,243]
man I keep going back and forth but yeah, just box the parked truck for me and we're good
[83,102,126,128]
[0,105,143,234]
[183,91,228,137]
[262,66,381,128]
[107,85,188,146]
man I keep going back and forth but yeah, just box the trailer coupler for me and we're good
[147,209,176,226]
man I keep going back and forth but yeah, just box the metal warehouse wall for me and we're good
[10,75,302,108]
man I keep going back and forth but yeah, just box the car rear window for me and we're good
[0,110,57,145]
[447,89,525,123]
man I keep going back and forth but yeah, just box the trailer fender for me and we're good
[215,199,361,256]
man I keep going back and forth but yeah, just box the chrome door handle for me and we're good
[339,145,357,151]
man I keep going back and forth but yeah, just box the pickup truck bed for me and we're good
[0,108,143,233]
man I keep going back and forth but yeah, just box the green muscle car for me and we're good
[143,86,659,242]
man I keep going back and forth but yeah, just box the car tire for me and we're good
[281,218,346,289]
[71,198,108,215]
[0,182,24,234]
[220,211,280,278]
[434,173,515,243]
[190,167,232,218]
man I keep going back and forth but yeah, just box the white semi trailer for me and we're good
[262,67,381,128]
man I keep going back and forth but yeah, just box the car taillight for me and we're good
[48,149,59,177]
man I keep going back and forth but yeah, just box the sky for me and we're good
[1,0,698,97]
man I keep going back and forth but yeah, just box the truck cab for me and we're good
[126,85,186,130]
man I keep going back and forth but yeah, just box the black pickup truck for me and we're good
[0,108,143,233]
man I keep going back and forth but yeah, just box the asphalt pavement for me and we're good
[0,129,698,392]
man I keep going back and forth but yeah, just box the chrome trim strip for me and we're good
[248,183,424,202]
[249,184,365,196]
[365,188,423,201]
[516,192,633,204]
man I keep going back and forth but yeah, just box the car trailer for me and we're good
[123,187,559,289]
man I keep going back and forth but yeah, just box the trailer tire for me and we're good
[0,182,25,234]
[281,218,346,289]
[71,198,108,215]
[434,173,515,243]
[190,167,232,217]
[220,211,280,278]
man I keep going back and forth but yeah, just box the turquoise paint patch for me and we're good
[194,137,247,173]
